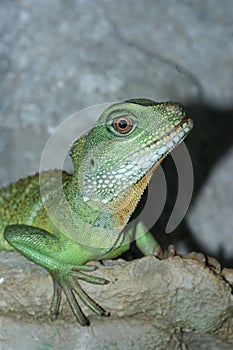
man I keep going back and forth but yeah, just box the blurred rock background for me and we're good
[0,1,233,263]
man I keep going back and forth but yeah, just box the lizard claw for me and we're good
[71,264,109,285]
[50,266,110,326]
[153,246,163,259]
[165,244,176,258]
[153,244,176,259]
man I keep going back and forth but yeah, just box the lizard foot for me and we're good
[3,224,110,326]
[154,244,176,259]
[50,265,110,326]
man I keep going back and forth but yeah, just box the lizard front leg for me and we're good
[134,220,163,257]
[4,224,109,326]
[135,220,179,258]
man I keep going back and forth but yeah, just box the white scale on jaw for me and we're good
[82,121,191,204]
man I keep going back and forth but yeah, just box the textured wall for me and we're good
[0,0,232,184]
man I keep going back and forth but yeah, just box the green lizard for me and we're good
[0,98,193,326]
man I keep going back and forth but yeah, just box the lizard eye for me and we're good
[112,116,133,134]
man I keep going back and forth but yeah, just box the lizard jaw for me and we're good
[81,117,193,205]
[114,117,194,182]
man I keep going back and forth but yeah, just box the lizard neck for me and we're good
[105,160,161,227]
[65,159,161,232]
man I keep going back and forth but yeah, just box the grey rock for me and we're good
[1,252,233,349]
[187,147,233,260]
[0,0,233,185]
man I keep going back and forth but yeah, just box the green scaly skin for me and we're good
[0,99,193,326]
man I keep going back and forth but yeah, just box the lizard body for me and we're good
[0,99,193,325]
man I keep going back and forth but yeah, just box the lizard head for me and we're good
[70,99,193,207]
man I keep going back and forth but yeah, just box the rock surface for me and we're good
[1,252,233,349]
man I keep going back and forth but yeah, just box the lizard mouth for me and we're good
[157,116,193,151]
[136,115,193,167]
[109,115,193,182]
[130,115,193,200]
[80,115,193,206]
[114,115,194,188]
[103,115,193,198]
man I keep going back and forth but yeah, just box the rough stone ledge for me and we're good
[1,251,233,349]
